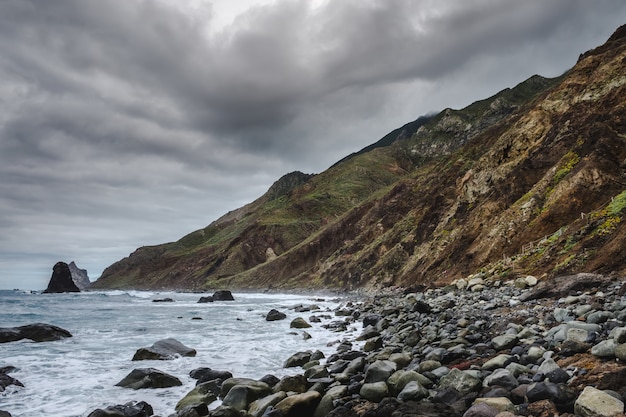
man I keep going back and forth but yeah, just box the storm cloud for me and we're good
[1,0,624,289]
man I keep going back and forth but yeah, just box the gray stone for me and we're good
[439,368,482,395]
[461,402,499,417]
[483,369,518,390]
[284,351,312,368]
[481,354,512,370]
[491,334,518,350]
[473,397,516,413]
[313,385,347,417]
[574,386,624,417]
[537,358,560,375]
[132,338,196,361]
[0,323,72,343]
[221,385,249,411]
[418,360,441,373]
[554,307,574,322]
[266,309,287,321]
[387,370,431,395]
[567,328,589,343]
[359,381,389,402]
[388,352,412,368]
[613,327,626,344]
[614,344,626,361]
[248,392,287,417]
[364,360,397,383]
[591,340,617,358]
[587,311,613,324]
[397,381,429,401]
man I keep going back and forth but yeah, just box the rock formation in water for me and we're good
[44,261,91,293]
[44,262,80,293]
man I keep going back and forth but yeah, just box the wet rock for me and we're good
[221,385,250,411]
[86,401,153,417]
[249,392,288,417]
[0,323,72,343]
[592,340,617,358]
[220,378,271,402]
[266,309,287,321]
[574,386,624,417]
[197,296,213,303]
[364,360,397,383]
[189,367,233,385]
[284,351,312,368]
[115,368,182,389]
[152,297,174,302]
[483,369,518,390]
[212,290,235,301]
[274,391,321,417]
[176,381,219,411]
[491,334,519,351]
[132,338,196,360]
[314,385,347,417]
[273,374,307,393]
[290,317,312,329]
[0,371,24,392]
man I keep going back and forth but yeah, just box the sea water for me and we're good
[0,290,361,417]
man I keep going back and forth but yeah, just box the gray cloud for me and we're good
[1,0,625,289]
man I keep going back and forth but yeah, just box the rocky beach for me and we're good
[5,273,626,417]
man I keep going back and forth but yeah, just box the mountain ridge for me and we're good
[92,24,626,291]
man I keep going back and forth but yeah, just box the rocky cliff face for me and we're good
[68,261,91,290]
[93,25,626,291]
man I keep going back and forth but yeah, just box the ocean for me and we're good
[0,290,361,416]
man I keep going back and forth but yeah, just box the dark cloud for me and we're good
[1,0,625,289]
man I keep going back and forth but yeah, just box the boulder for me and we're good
[266,309,287,321]
[152,298,174,303]
[249,392,288,417]
[397,381,429,401]
[198,296,213,303]
[439,368,482,395]
[212,290,235,301]
[189,367,233,385]
[86,401,153,417]
[284,351,312,368]
[176,381,220,411]
[314,385,347,417]
[0,323,72,343]
[221,385,250,411]
[43,261,80,293]
[219,378,271,400]
[290,317,312,328]
[115,368,182,389]
[574,386,624,417]
[519,273,610,301]
[132,338,196,360]
[364,360,397,383]
[359,381,389,402]
[274,391,322,417]
[273,374,308,393]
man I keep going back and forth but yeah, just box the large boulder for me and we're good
[0,323,72,343]
[43,262,80,293]
[176,381,220,411]
[68,261,91,290]
[266,309,287,321]
[115,368,182,389]
[212,290,235,301]
[189,367,233,385]
[132,338,196,360]
[275,391,322,417]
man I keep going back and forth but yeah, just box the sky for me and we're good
[1,0,625,290]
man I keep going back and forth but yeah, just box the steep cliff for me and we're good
[93,25,626,291]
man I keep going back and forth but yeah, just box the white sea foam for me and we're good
[1,290,360,417]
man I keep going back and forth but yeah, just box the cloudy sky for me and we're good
[1,0,624,290]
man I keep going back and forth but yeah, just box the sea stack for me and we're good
[44,261,80,293]
[68,261,91,290]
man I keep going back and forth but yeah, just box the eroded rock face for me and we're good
[44,262,80,293]
[68,261,91,290]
